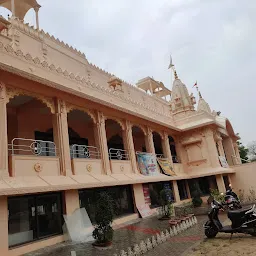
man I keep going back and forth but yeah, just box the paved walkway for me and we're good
[25,214,224,256]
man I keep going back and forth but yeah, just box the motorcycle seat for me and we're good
[228,207,252,219]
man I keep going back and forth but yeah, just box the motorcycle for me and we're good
[204,199,256,238]
[223,184,242,210]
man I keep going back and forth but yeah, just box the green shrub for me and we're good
[209,188,225,202]
[192,197,203,207]
[159,188,174,218]
[191,182,203,207]
[92,192,114,244]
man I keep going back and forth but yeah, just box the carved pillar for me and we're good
[52,99,72,176]
[95,112,111,174]
[233,141,242,164]
[204,128,220,167]
[223,137,236,165]
[122,121,138,173]
[0,83,9,178]
[216,139,225,157]
[145,127,155,154]
[161,132,173,164]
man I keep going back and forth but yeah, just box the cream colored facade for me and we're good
[0,1,251,255]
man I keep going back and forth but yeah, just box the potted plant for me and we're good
[92,192,114,249]
[159,188,174,220]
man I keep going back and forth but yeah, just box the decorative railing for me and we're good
[70,144,100,159]
[109,148,129,160]
[9,138,57,156]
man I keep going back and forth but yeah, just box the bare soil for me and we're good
[190,233,256,256]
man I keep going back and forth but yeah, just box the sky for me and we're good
[0,0,255,145]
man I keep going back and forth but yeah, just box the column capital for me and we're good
[147,127,153,137]
[124,120,132,132]
[0,82,6,100]
[96,111,105,125]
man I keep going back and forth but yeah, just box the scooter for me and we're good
[224,184,242,210]
[204,199,256,238]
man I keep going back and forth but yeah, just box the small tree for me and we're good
[191,182,203,207]
[209,188,225,202]
[237,141,249,163]
[159,188,174,219]
[92,192,114,245]
[248,141,256,162]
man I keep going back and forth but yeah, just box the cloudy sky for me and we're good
[0,0,255,145]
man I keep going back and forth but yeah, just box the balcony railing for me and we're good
[109,148,129,160]
[70,144,100,159]
[9,138,57,156]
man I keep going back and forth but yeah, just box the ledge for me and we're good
[187,159,207,166]
[181,138,202,146]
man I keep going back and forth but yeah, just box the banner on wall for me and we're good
[157,158,176,176]
[137,204,157,218]
[137,153,159,176]
[219,156,229,168]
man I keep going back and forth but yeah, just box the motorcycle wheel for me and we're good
[205,226,218,238]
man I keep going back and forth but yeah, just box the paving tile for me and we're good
[25,214,227,256]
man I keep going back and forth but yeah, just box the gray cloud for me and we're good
[0,0,255,145]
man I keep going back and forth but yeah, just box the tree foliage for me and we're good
[248,141,256,162]
[237,141,249,163]
[92,192,114,244]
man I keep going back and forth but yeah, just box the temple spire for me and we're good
[196,84,211,113]
[169,57,196,116]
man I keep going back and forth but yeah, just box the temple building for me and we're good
[0,1,252,255]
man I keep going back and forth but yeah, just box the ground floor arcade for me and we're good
[1,172,231,256]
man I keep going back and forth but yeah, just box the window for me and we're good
[143,182,174,209]
[177,180,189,200]
[8,193,63,247]
[79,185,134,224]
[188,177,210,196]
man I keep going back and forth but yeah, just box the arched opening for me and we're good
[132,126,146,153]
[7,95,55,157]
[152,131,163,156]
[105,119,126,160]
[67,109,98,159]
[168,136,178,163]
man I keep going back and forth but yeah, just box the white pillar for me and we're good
[34,7,40,30]
[11,0,15,17]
